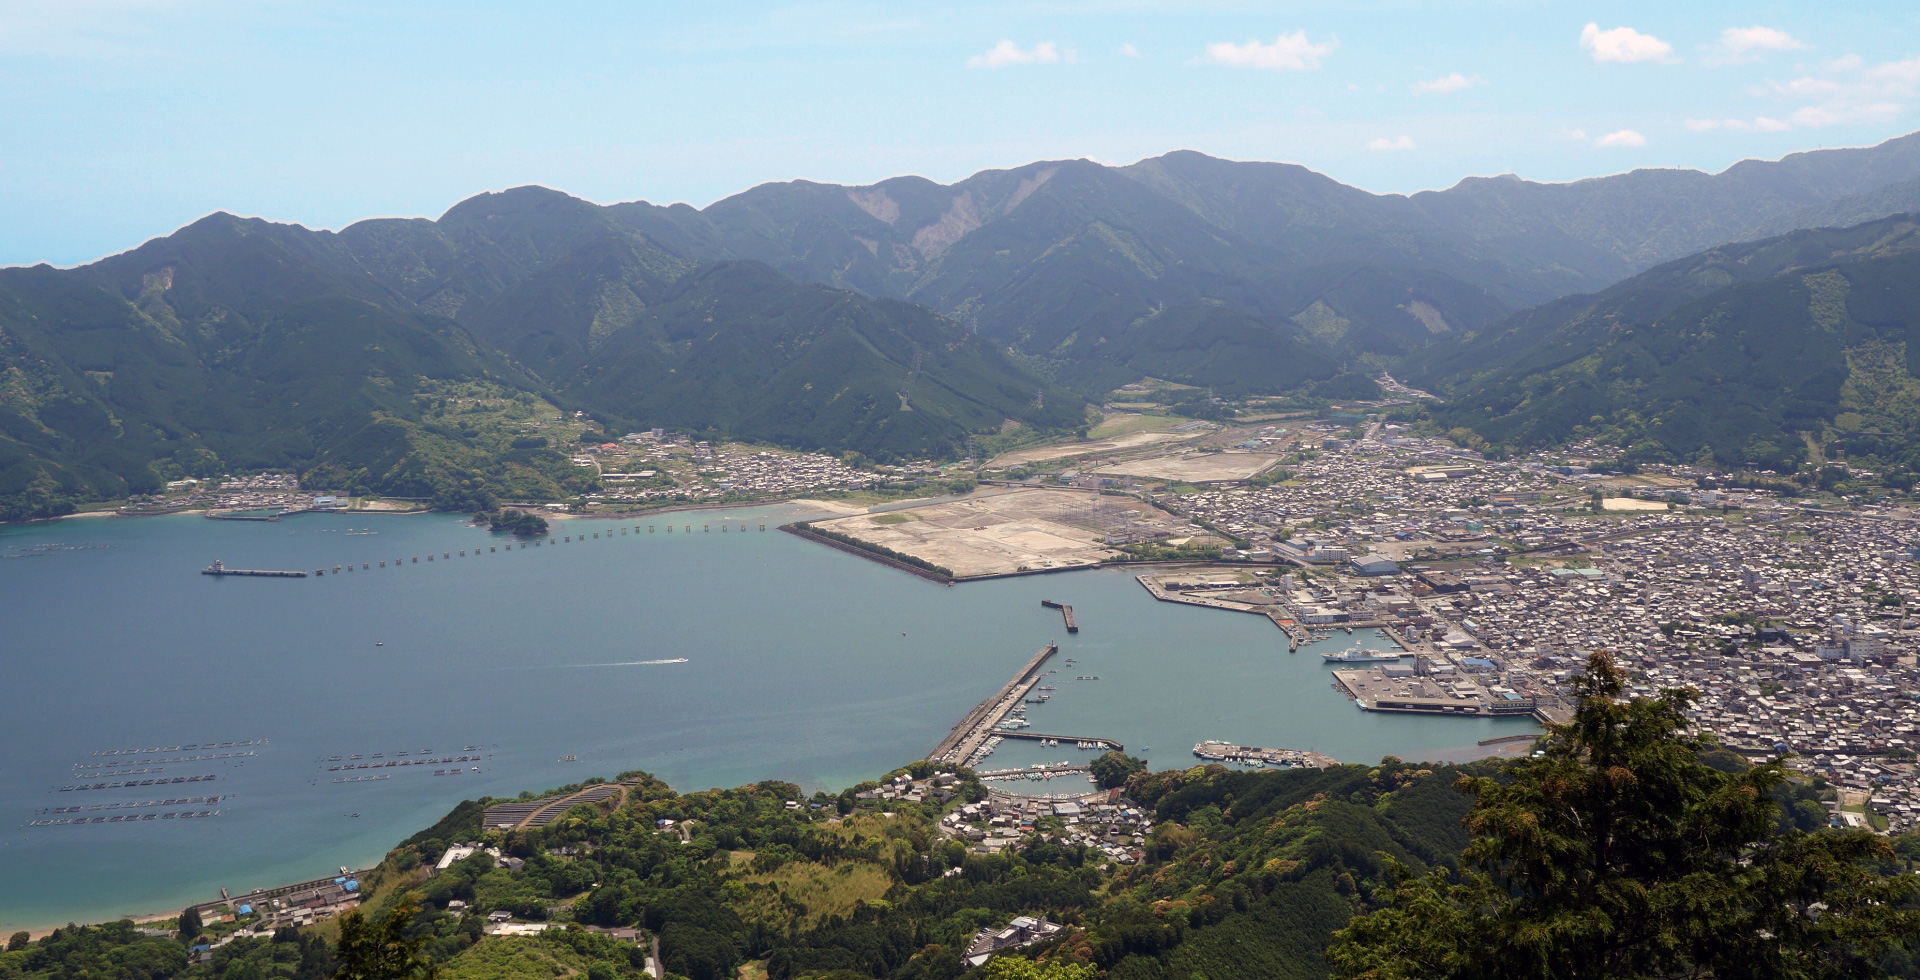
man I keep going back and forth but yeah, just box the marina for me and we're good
[929,642,1061,765]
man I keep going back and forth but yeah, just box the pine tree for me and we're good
[1329,651,1920,980]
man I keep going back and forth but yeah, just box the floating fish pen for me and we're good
[75,751,253,769]
[30,810,220,826]
[37,795,222,814]
[324,754,479,772]
[92,740,263,757]
[59,774,217,792]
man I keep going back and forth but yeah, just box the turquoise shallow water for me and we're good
[0,506,1533,931]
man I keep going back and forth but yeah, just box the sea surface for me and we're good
[0,506,1534,931]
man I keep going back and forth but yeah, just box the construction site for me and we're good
[806,488,1184,579]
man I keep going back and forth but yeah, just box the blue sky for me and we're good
[4,1,1919,266]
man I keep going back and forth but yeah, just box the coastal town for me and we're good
[1090,419,1920,834]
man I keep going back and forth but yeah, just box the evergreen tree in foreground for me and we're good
[1330,651,1920,980]
[335,899,436,980]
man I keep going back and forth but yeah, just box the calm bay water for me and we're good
[0,506,1533,931]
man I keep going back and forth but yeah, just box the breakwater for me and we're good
[930,642,1059,765]
[1041,600,1078,632]
[778,522,951,584]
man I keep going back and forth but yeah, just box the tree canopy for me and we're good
[1329,651,1920,980]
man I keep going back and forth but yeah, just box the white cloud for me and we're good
[1204,31,1337,71]
[1685,116,1791,132]
[1788,102,1901,127]
[1367,135,1415,151]
[1706,25,1806,65]
[1752,54,1920,129]
[1118,43,1138,58]
[1594,129,1647,147]
[1412,72,1481,94]
[966,39,1059,69]
[1579,23,1674,64]
[1567,128,1588,141]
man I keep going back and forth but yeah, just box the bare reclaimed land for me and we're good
[807,488,1184,578]
[989,430,1191,467]
[1094,451,1283,483]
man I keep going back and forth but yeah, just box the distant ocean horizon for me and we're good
[0,506,1532,932]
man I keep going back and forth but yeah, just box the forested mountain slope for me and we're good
[1425,215,1920,474]
[605,132,1920,379]
[0,197,1082,519]
[12,134,1920,518]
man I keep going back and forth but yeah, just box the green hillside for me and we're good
[1427,216,1920,473]
[0,215,578,519]
[533,261,1088,459]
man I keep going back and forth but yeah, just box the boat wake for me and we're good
[492,658,689,671]
[566,658,690,667]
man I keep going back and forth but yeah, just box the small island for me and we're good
[475,508,550,537]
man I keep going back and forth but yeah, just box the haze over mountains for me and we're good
[9,132,1920,517]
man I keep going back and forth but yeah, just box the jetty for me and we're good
[930,642,1064,765]
[1040,600,1078,632]
[202,560,306,578]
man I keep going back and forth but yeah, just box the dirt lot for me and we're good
[1094,451,1281,483]
[809,488,1183,578]
[989,430,1193,467]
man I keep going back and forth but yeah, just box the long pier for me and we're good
[930,643,1059,765]
[202,560,305,578]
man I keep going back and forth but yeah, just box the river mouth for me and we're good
[0,505,1532,930]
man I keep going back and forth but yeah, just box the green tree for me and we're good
[336,899,437,980]
[5,930,28,951]
[1329,651,1920,980]
[979,957,1096,980]
[1089,751,1147,789]
[176,907,203,942]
